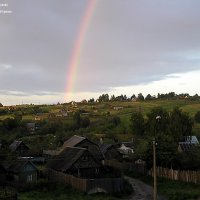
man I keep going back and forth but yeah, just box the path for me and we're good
[125,176,167,200]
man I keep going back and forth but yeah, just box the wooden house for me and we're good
[100,144,122,161]
[47,147,102,178]
[117,142,134,158]
[62,135,103,161]
[0,164,6,185]
[4,160,37,184]
[26,122,36,134]
[9,140,29,156]
[178,136,199,152]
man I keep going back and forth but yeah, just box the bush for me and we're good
[194,111,200,123]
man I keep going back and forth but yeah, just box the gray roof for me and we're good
[100,144,113,154]
[184,136,199,144]
[179,142,196,152]
[4,160,37,174]
[62,135,85,149]
[26,123,35,128]
[9,140,23,151]
[47,147,89,172]
[62,135,104,161]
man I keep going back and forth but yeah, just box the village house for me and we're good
[9,140,29,156]
[117,142,134,158]
[26,122,36,134]
[113,106,124,110]
[0,164,6,185]
[4,160,38,184]
[178,136,199,152]
[100,144,122,161]
[34,113,45,121]
[62,135,104,161]
[47,147,102,178]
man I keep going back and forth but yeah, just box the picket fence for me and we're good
[105,159,200,184]
[46,169,124,193]
[149,167,200,184]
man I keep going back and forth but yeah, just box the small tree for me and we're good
[137,93,144,100]
[169,107,193,141]
[146,107,170,138]
[130,112,145,137]
[194,111,200,123]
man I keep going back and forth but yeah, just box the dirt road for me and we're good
[125,176,167,200]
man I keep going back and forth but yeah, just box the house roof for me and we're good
[62,135,85,149]
[26,123,35,128]
[100,144,113,154]
[184,136,199,144]
[178,142,196,152]
[9,140,23,151]
[4,160,37,174]
[62,135,104,161]
[47,147,87,172]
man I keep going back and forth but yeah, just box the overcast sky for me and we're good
[1,0,200,105]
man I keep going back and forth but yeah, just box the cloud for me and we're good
[0,0,200,104]
[0,63,12,70]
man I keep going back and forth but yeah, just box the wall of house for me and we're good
[72,151,102,178]
[16,144,29,155]
[76,140,103,160]
[105,147,122,160]
[0,173,6,185]
[19,171,37,183]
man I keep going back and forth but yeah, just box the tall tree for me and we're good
[130,112,145,137]
[137,93,144,100]
[169,107,193,141]
[146,107,170,138]
[194,111,200,123]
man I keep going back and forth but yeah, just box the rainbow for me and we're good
[65,0,97,101]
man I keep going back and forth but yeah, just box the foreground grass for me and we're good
[127,171,200,200]
[19,191,119,200]
[157,178,200,200]
[18,180,131,200]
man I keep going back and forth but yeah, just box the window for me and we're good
[27,174,33,182]
[82,155,88,161]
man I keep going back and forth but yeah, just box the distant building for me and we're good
[178,136,199,152]
[26,122,36,134]
[100,144,122,160]
[9,140,29,156]
[113,107,124,110]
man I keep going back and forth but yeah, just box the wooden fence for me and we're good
[0,187,17,200]
[104,159,147,174]
[149,167,200,184]
[46,169,123,193]
[105,159,200,184]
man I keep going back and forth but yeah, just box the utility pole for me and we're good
[153,139,157,200]
[153,115,160,200]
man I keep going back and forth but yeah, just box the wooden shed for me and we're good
[5,160,37,184]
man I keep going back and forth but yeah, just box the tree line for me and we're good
[90,92,200,102]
